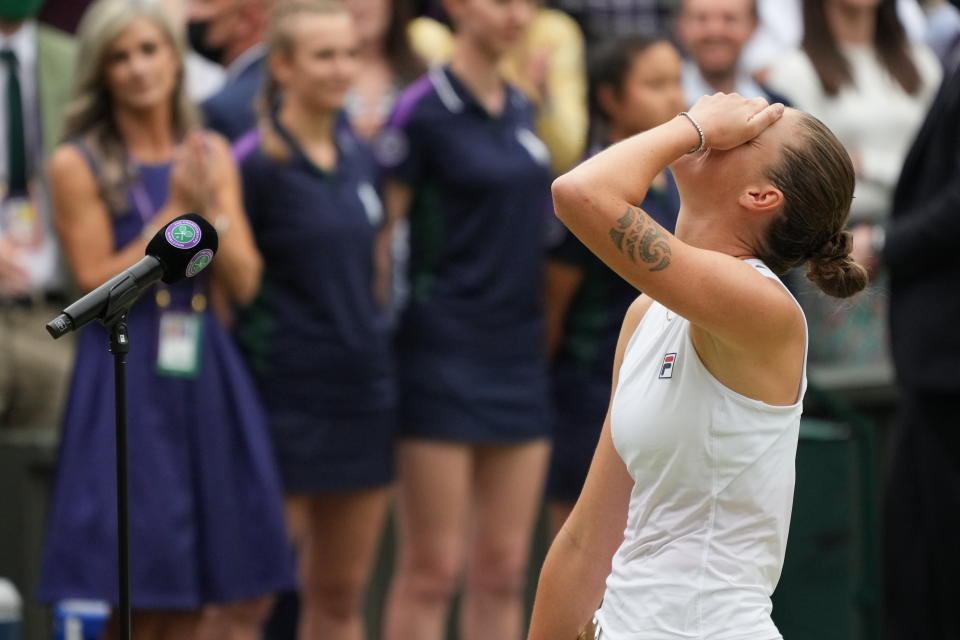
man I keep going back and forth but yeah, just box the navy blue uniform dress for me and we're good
[40,152,295,608]
[546,171,680,502]
[377,66,553,443]
[235,116,396,492]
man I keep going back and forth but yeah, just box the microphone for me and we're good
[46,213,219,339]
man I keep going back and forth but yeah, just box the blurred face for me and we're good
[677,0,756,77]
[828,0,882,12]
[103,17,180,113]
[342,0,390,47]
[600,42,686,139]
[187,0,241,54]
[672,107,802,210]
[272,12,359,113]
[447,0,534,59]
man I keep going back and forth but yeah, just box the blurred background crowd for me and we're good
[0,0,958,638]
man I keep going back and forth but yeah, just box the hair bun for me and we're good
[810,231,852,263]
[806,230,868,298]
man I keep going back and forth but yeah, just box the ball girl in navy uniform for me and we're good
[233,2,395,638]
[376,0,552,637]
[38,1,294,638]
[545,34,685,535]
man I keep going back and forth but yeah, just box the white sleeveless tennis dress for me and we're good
[595,259,807,640]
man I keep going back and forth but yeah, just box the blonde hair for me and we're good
[65,0,199,213]
[258,0,347,163]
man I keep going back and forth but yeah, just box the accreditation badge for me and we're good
[156,311,203,378]
[0,190,44,248]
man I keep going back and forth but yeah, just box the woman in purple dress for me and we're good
[38,1,294,638]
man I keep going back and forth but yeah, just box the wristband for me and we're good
[678,112,706,154]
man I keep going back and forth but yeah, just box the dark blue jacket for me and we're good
[202,51,266,142]
[885,60,960,391]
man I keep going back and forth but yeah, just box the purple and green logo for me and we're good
[186,249,214,278]
[165,220,201,249]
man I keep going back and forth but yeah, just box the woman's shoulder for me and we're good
[49,142,97,185]
[765,49,825,110]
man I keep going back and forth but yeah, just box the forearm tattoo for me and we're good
[609,206,672,272]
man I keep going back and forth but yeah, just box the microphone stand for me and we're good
[108,313,133,640]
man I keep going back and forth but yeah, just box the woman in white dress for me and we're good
[528,95,866,639]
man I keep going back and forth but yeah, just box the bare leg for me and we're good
[196,597,275,640]
[293,488,391,640]
[384,440,472,640]
[101,610,201,640]
[460,440,550,640]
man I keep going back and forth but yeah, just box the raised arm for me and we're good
[50,146,183,293]
[550,94,796,352]
[528,295,651,640]
[197,131,263,306]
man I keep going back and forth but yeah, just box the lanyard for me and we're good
[129,166,206,311]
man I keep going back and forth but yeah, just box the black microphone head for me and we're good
[146,213,219,284]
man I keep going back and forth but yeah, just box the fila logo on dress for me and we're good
[659,353,677,379]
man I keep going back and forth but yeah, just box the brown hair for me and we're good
[759,112,868,298]
[587,33,675,150]
[384,0,426,84]
[801,0,921,96]
[257,0,347,163]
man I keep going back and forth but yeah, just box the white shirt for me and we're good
[0,20,60,293]
[185,52,225,102]
[765,43,941,223]
[742,0,929,73]
[682,61,772,107]
[596,261,806,640]
[0,20,39,190]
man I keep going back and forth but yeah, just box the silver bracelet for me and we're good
[678,111,705,154]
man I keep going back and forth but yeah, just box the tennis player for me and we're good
[528,93,867,639]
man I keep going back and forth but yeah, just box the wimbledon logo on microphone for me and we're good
[186,249,214,278]
[165,220,202,249]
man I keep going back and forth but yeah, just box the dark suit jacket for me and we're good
[201,51,266,142]
[885,61,960,391]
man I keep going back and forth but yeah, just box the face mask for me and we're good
[187,19,227,66]
[0,0,45,21]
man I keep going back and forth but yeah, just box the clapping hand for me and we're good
[687,93,785,151]
[0,238,29,295]
[169,130,227,216]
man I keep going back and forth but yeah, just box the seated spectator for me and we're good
[544,34,684,535]
[741,0,929,76]
[409,4,588,174]
[0,0,76,432]
[188,0,270,140]
[676,0,788,104]
[765,0,940,366]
